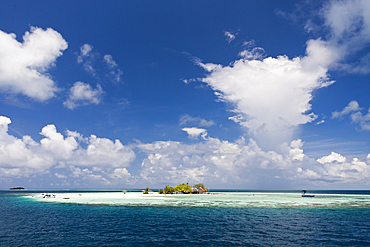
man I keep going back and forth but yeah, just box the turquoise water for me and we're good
[1,191,370,246]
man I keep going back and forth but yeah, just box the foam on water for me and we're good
[25,192,370,208]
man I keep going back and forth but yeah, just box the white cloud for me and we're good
[55,173,67,178]
[332,101,370,131]
[1,115,370,188]
[191,0,370,152]
[320,0,370,72]
[0,117,54,176]
[197,40,334,149]
[77,44,95,75]
[242,40,256,47]
[317,152,346,164]
[351,109,370,130]
[182,127,207,139]
[238,47,266,60]
[104,55,117,68]
[0,116,135,182]
[332,100,361,118]
[289,139,305,161]
[137,137,297,186]
[137,135,370,187]
[70,135,135,168]
[64,81,104,109]
[108,168,132,180]
[0,27,67,101]
[40,124,78,159]
[77,45,123,83]
[308,155,369,182]
[104,54,123,83]
[79,44,93,58]
[179,114,215,127]
[224,31,237,43]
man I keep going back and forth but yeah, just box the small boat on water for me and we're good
[301,190,315,197]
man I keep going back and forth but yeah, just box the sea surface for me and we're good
[1,190,370,246]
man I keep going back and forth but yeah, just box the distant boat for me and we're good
[301,190,314,197]
[62,189,69,190]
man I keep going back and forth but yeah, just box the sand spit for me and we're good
[23,191,370,208]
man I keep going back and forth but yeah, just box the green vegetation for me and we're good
[158,183,208,194]
[193,183,207,190]
[10,187,24,190]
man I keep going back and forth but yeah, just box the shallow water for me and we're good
[1,191,370,246]
[25,191,370,208]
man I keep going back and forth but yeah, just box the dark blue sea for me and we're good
[1,190,370,246]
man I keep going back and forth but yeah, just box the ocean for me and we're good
[1,190,370,246]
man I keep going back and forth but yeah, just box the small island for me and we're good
[10,187,25,190]
[143,183,209,194]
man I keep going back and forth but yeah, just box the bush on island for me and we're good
[160,183,208,194]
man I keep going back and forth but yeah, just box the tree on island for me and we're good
[10,187,25,190]
[158,183,208,194]
[193,183,207,191]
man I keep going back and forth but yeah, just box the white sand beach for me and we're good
[25,192,370,208]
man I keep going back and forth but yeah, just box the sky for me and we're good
[1,0,370,189]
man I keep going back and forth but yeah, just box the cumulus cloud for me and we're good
[181,1,370,154]
[197,40,334,149]
[305,152,370,182]
[288,139,305,161]
[182,127,207,139]
[0,117,54,176]
[317,151,346,164]
[0,116,135,183]
[193,0,370,150]
[108,168,132,180]
[64,81,104,109]
[137,135,370,187]
[1,115,370,188]
[40,124,78,159]
[70,135,135,168]
[179,114,215,127]
[0,27,67,101]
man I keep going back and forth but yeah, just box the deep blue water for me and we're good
[1,191,370,246]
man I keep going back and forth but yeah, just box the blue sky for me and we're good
[1,0,370,189]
